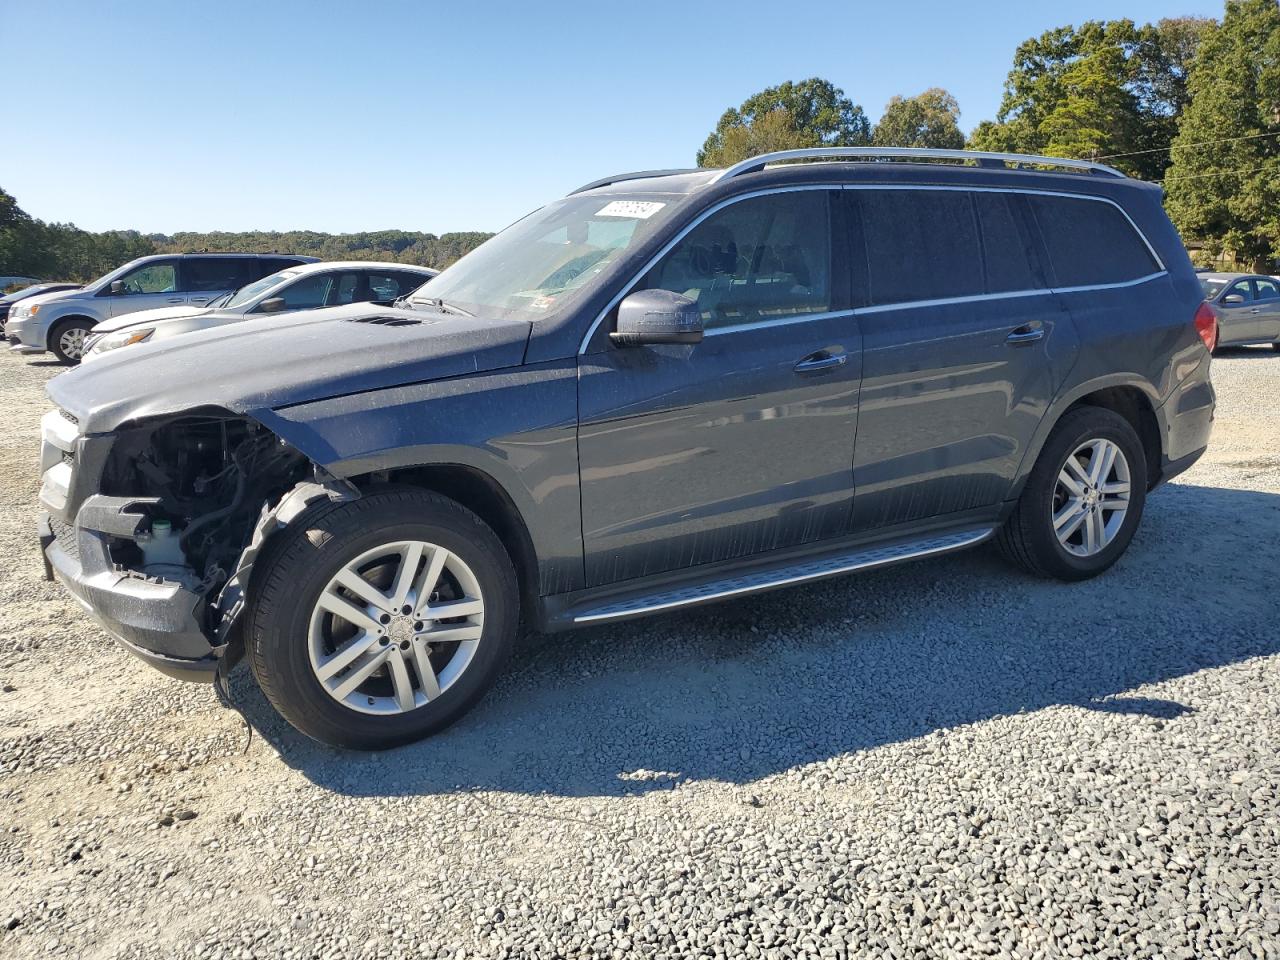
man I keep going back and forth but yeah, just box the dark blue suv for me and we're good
[40,148,1216,749]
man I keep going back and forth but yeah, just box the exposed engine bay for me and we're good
[99,412,312,599]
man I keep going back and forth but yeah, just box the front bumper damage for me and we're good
[39,502,219,681]
[38,406,353,682]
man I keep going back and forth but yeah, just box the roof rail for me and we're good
[568,168,701,195]
[709,147,1127,183]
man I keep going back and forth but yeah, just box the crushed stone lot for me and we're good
[1,346,1278,960]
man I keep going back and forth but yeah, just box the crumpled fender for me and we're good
[212,478,359,644]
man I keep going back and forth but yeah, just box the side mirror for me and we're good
[1221,294,1245,305]
[258,297,286,313]
[109,280,126,295]
[611,289,703,346]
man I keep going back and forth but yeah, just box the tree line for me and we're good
[3,0,1276,285]
[698,0,1278,271]
[0,187,494,286]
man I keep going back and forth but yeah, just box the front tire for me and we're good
[998,407,1147,581]
[49,318,93,364]
[247,489,519,749]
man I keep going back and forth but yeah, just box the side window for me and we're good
[1226,280,1253,302]
[117,260,177,294]
[973,193,1039,294]
[264,273,333,311]
[1253,278,1279,301]
[182,258,252,292]
[368,272,417,302]
[332,273,362,305]
[639,190,832,330]
[857,189,983,305]
[1025,195,1160,287]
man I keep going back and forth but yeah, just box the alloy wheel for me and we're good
[307,540,484,715]
[1051,438,1131,557]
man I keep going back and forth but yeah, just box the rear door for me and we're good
[847,187,1070,531]
[1251,277,1280,342]
[577,188,862,586]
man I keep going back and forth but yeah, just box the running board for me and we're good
[568,526,995,625]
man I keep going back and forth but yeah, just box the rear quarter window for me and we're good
[1025,195,1160,287]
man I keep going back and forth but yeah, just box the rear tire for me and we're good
[247,488,519,750]
[998,407,1147,581]
[49,318,93,364]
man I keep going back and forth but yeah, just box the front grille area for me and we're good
[48,515,79,562]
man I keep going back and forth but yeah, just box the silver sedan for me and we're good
[83,261,437,360]
[1200,272,1280,352]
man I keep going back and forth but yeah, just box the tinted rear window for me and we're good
[1025,195,1159,287]
[183,257,254,292]
[858,190,982,305]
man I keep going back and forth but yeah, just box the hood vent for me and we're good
[344,315,424,328]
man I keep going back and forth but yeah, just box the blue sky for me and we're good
[5,0,1222,235]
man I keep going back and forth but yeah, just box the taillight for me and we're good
[1194,301,1217,353]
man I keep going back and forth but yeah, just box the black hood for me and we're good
[47,302,532,433]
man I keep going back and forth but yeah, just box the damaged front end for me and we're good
[39,406,352,680]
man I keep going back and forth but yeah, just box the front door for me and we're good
[577,189,862,587]
[847,188,1068,531]
[1217,278,1255,345]
[104,258,183,317]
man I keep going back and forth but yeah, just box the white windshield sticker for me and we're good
[596,200,665,219]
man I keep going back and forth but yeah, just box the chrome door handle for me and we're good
[1006,324,1045,345]
[794,351,847,374]
[166,297,185,304]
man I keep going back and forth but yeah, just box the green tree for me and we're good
[696,78,871,167]
[1165,0,1280,271]
[872,88,964,149]
[969,18,1212,179]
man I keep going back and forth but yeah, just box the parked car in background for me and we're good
[6,253,318,363]
[0,282,80,334]
[0,275,42,291]
[39,147,1214,750]
[1199,273,1280,351]
[83,262,436,360]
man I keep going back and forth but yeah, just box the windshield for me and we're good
[411,194,679,321]
[1200,278,1228,299]
[225,270,300,308]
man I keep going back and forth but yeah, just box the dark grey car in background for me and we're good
[1199,272,1280,351]
[38,147,1215,749]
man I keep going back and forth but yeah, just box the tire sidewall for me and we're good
[1025,409,1148,579]
[250,494,517,749]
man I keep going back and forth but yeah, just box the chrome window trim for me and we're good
[853,271,1168,316]
[704,309,857,337]
[577,183,1166,354]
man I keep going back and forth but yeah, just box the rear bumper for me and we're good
[1154,355,1215,486]
[39,512,219,682]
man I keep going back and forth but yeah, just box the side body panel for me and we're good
[576,316,862,586]
[851,293,1074,530]
[256,359,585,596]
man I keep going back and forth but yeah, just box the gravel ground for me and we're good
[1,345,1278,960]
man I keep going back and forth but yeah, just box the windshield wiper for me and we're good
[407,296,474,318]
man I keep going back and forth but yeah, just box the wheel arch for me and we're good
[45,313,97,348]
[1011,375,1165,500]
[355,463,544,622]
